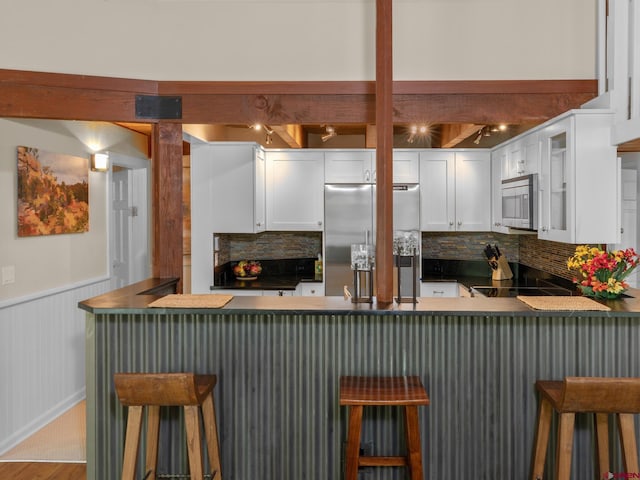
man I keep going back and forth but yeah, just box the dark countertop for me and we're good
[78,277,640,315]
[421,258,577,290]
[212,274,321,291]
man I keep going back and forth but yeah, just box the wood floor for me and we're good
[0,462,86,479]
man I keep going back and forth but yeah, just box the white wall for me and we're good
[0,119,148,454]
[0,119,148,302]
[0,0,596,81]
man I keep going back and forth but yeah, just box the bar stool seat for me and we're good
[531,376,640,480]
[339,375,429,480]
[114,372,222,480]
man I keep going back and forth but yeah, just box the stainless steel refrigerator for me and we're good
[324,183,420,297]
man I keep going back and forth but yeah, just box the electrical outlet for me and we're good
[2,265,15,285]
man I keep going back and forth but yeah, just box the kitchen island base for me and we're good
[84,305,640,480]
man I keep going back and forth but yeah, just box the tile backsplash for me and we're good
[422,232,521,263]
[519,236,577,280]
[216,231,322,265]
[422,232,578,280]
[217,231,578,281]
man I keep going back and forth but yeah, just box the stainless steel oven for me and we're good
[501,174,538,231]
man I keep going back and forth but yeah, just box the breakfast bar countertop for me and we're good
[78,277,640,315]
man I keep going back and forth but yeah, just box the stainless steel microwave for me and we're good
[501,174,538,230]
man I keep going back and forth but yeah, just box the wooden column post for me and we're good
[375,0,394,304]
[151,122,184,292]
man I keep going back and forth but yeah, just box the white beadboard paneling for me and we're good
[0,278,111,455]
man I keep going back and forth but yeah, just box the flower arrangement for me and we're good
[567,245,639,299]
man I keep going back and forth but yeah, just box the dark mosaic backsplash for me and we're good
[421,232,521,263]
[519,236,577,281]
[216,231,322,265]
[422,232,578,280]
[216,231,577,281]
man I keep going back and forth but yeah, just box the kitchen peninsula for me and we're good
[80,279,640,480]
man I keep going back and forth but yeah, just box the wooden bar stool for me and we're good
[339,375,430,480]
[531,376,640,480]
[114,372,222,480]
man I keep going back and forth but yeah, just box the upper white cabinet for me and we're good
[420,150,491,231]
[391,150,420,184]
[324,149,419,184]
[503,131,539,179]
[324,150,374,183]
[191,142,266,234]
[266,150,325,231]
[538,110,618,244]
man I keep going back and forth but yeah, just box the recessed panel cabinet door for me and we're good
[266,151,325,231]
[420,151,455,231]
[455,151,491,231]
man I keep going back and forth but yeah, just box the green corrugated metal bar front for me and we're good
[86,311,640,479]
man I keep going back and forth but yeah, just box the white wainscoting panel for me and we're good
[0,278,111,454]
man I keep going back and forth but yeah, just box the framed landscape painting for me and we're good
[17,146,89,237]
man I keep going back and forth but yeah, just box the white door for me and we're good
[109,153,151,289]
[111,168,132,288]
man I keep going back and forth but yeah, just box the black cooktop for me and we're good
[471,286,574,297]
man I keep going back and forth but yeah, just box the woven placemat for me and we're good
[148,294,233,309]
[516,295,611,311]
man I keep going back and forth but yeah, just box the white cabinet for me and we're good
[191,142,266,234]
[324,149,419,184]
[266,150,325,231]
[262,289,295,296]
[221,289,294,296]
[392,150,420,184]
[421,282,459,297]
[503,132,539,179]
[324,150,374,183]
[295,283,325,296]
[191,142,266,293]
[538,110,618,244]
[491,146,509,233]
[420,150,491,231]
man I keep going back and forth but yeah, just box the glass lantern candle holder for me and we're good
[393,230,419,257]
[351,244,375,271]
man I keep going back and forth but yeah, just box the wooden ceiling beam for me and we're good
[271,124,306,148]
[440,123,484,148]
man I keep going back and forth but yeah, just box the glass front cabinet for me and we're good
[538,110,619,244]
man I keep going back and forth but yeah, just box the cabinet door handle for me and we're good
[256,222,262,227]
[364,170,370,182]
[317,220,323,226]
[433,290,444,295]
[457,220,462,226]
[449,221,454,226]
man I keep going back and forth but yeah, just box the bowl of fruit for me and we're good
[233,260,262,280]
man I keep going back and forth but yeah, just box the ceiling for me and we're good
[118,121,640,152]
[117,122,539,150]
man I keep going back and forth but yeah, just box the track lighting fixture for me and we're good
[321,125,337,142]
[473,129,483,145]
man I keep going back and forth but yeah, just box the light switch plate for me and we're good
[2,265,15,285]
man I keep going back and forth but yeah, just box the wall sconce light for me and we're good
[91,152,109,172]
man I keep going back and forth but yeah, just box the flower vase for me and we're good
[578,286,624,300]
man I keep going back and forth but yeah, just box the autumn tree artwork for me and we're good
[17,146,89,236]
